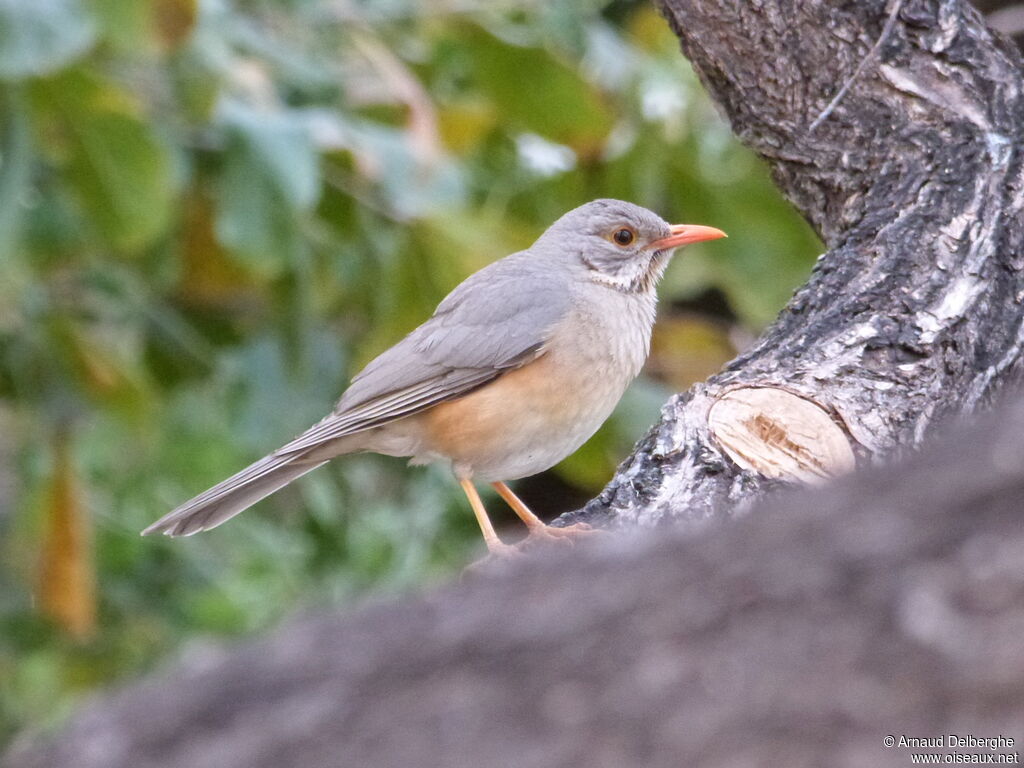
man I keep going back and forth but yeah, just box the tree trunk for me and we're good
[558,0,1024,529]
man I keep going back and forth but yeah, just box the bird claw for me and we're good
[462,540,524,576]
[519,521,605,549]
[462,523,606,576]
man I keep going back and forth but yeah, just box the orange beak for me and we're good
[649,223,727,251]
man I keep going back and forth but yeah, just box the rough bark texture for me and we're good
[558,0,1024,530]
[7,392,1024,768]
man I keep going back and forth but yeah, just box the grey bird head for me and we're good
[535,199,726,293]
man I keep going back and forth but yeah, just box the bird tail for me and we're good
[142,452,327,537]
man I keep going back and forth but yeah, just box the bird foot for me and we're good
[519,522,604,549]
[462,524,604,576]
[462,540,524,576]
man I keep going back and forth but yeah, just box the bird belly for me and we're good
[415,341,638,482]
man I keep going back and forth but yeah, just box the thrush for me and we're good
[144,200,726,553]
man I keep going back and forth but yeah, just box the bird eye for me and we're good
[613,227,636,246]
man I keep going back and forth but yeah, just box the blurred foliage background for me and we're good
[0,0,819,746]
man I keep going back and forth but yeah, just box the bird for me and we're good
[143,199,726,554]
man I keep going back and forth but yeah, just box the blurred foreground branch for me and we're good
[7,390,1024,767]
[560,0,1024,529]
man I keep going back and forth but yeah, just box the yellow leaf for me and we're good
[437,100,496,154]
[177,190,261,308]
[153,0,198,51]
[627,6,682,53]
[648,314,736,390]
[36,432,96,641]
[65,325,123,395]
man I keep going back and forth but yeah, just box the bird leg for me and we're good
[491,481,599,545]
[459,478,518,557]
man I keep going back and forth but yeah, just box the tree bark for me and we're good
[8,390,1024,768]
[558,0,1024,530]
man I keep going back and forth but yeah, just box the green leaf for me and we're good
[455,24,612,154]
[214,101,320,273]
[0,0,96,79]
[0,88,32,260]
[339,117,466,219]
[221,101,319,211]
[32,69,176,252]
[90,0,152,54]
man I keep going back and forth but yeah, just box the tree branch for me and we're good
[9,391,1024,768]
[559,0,1024,529]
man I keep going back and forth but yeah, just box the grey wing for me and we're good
[278,253,569,454]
